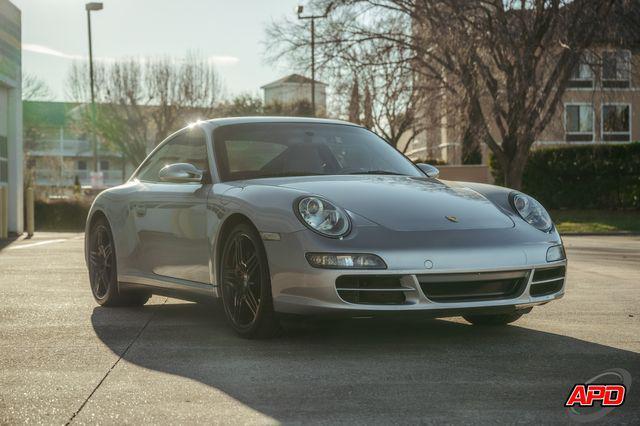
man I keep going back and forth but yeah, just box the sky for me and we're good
[13,0,301,101]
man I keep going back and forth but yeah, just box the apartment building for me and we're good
[406,2,639,165]
[539,48,638,145]
[24,101,128,189]
[261,74,327,115]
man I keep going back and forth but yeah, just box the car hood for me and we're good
[245,175,514,232]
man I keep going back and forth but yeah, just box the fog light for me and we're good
[305,253,387,269]
[546,245,565,262]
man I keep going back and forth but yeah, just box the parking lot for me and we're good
[1,233,639,424]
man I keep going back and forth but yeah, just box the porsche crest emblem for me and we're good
[445,215,459,223]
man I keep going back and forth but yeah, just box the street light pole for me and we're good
[310,17,315,115]
[85,2,103,174]
[297,3,333,117]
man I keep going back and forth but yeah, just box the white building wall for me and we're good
[0,0,23,234]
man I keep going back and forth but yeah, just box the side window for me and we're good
[137,128,209,183]
[602,50,631,88]
[602,104,631,142]
[568,52,594,88]
[564,104,594,142]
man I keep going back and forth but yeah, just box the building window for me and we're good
[602,104,631,142]
[568,53,594,88]
[564,104,594,142]
[602,50,630,88]
[100,160,110,171]
[77,160,87,170]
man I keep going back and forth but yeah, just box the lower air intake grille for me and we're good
[530,266,566,297]
[532,266,566,282]
[335,275,407,305]
[530,279,564,296]
[417,270,529,303]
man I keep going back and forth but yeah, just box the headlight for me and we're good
[296,196,351,237]
[510,193,553,232]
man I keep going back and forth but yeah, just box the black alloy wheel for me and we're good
[220,223,280,338]
[89,223,114,300]
[88,217,148,307]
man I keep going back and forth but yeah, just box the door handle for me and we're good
[134,204,147,217]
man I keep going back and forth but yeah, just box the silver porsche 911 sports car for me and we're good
[85,117,566,338]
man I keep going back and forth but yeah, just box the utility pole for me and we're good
[297,2,333,117]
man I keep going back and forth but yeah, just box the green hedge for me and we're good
[412,158,448,166]
[34,198,91,231]
[491,143,640,209]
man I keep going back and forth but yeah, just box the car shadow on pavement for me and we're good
[91,302,640,423]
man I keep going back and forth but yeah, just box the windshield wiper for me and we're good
[343,170,405,175]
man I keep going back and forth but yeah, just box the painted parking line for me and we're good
[8,239,68,250]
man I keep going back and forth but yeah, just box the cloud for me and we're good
[23,43,113,62]
[23,43,84,60]
[208,55,239,65]
[24,43,237,66]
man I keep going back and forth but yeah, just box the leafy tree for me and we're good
[216,94,315,118]
[348,79,361,124]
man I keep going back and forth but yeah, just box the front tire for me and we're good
[219,223,280,338]
[463,311,525,326]
[88,217,149,307]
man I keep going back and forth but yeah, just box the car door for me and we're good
[130,127,211,284]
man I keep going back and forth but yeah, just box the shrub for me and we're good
[34,197,91,231]
[491,142,640,209]
[412,158,448,166]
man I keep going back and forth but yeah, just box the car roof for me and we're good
[202,116,360,129]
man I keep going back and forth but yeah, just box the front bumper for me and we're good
[265,227,566,317]
[271,263,565,317]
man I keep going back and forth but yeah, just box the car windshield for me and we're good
[213,122,423,181]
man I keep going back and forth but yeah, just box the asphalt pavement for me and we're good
[1,233,639,424]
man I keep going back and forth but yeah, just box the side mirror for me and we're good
[158,163,204,183]
[417,163,440,179]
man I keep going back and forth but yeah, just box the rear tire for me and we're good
[463,311,525,326]
[219,223,281,339]
[88,216,149,307]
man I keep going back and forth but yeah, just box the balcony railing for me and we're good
[33,169,126,187]
[28,139,122,158]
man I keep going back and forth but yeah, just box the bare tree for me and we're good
[267,0,620,189]
[22,74,52,101]
[268,12,426,152]
[358,57,425,151]
[68,54,222,166]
